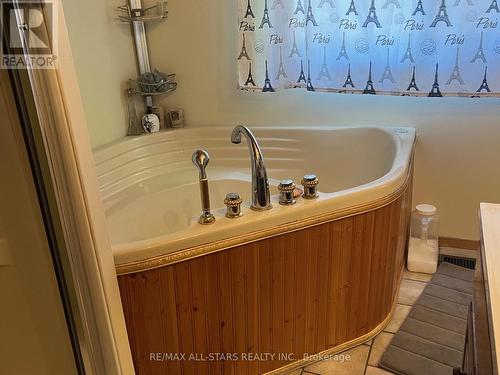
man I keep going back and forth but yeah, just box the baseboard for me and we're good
[439,237,480,251]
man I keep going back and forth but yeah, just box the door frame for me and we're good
[5,1,135,374]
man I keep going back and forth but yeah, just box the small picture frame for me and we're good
[167,109,185,128]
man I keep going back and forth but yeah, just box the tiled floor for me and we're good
[284,268,431,375]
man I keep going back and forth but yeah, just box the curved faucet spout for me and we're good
[231,125,272,211]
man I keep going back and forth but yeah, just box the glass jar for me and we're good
[407,204,439,274]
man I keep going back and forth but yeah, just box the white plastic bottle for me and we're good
[407,204,439,274]
[141,96,160,133]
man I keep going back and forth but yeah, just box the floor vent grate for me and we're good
[439,255,476,270]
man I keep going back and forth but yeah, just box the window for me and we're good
[237,0,500,97]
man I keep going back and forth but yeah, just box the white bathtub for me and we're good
[94,126,416,268]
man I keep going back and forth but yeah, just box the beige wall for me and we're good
[61,0,136,149]
[65,0,500,240]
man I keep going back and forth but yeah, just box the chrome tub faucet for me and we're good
[192,150,216,224]
[231,125,272,211]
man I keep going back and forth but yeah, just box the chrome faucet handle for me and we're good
[224,193,243,218]
[301,174,319,199]
[192,150,215,225]
[278,179,296,205]
[192,149,210,179]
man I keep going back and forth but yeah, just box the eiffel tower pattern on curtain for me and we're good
[237,0,500,97]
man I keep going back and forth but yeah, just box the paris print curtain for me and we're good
[237,0,500,97]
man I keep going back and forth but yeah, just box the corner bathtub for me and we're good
[95,126,416,375]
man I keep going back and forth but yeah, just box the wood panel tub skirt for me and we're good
[118,178,412,375]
